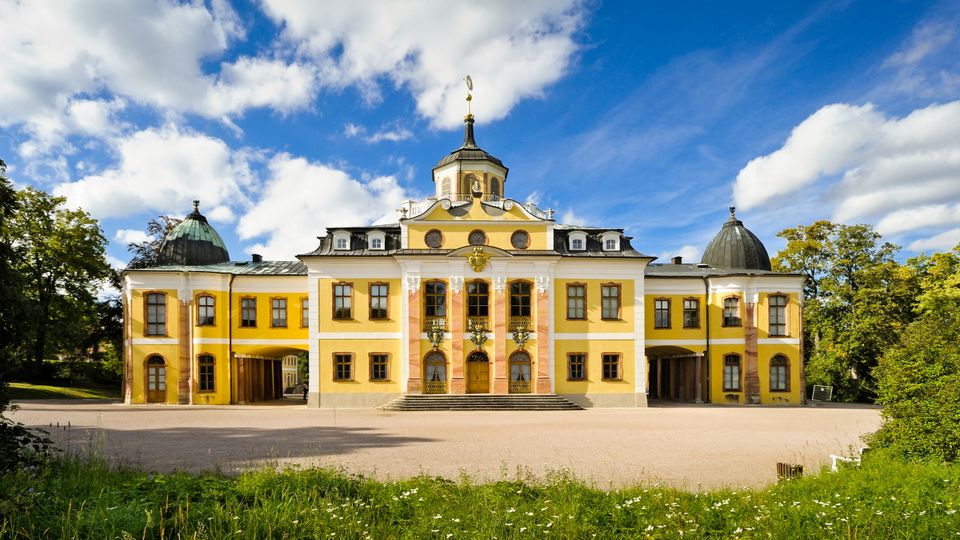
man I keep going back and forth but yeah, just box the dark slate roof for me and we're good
[299,227,403,257]
[645,262,799,278]
[156,201,230,266]
[435,115,506,169]
[700,207,772,271]
[553,227,652,259]
[129,260,306,275]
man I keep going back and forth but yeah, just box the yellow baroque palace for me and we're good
[122,113,805,408]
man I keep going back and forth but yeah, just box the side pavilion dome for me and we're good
[156,200,230,266]
[700,207,772,271]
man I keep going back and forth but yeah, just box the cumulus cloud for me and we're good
[908,228,960,252]
[734,101,960,243]
[0,0,315,155]
[342,121,414,143]
[561,208,587,226]
[261,0,587,128]
[114,229,150,245]
[237,154,410,258]
[657,245,701,264]
[52,125,253,218]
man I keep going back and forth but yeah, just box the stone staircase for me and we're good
[382,394,583,411]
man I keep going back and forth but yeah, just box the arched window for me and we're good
[198,354,215,392]
[509,351,532,393]
[424,281,447,329]
[197,295,215,326]
[723,354,741,392]
[770,355,789,391]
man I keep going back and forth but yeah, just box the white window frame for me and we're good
[367,230,386,251]
[600,231,620,251]
[332,230,351,251]
[569,231,587,251]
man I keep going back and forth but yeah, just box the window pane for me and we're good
[601,285,619,319]
[370,284,388,319]
[567,285,585,319]
[602,354,619,380]
[568,353,585,380]
[334,284,352,319]
[655,299,670,328]
[683,299,699,328]
[272,298,287,327]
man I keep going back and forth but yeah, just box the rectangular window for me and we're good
[770,356,789,391]
[467,281,489,318]
[602,353,621,381]
[654,299,670,328]
[198,354,215,392]
[370,237,383,249]
[724,355,741,391]
[723,297,741,327]
[571,238,584,250]
[240,297,256,327]
[601,284,621,320]
[604,239,617,250]
[335,237,349,250]
[145,293,166,335]
[271,298,287,328]
[510,282,531,317]
[566,284,585,320]
[682,298,699,328]
[369,283,389,320]
[333,283,353,319]
[769,295,787,336]
[300,297,309,328]
[334,353,353,381]
[567,353,586,381]
[370,353,389,381]
[197,295,215,326]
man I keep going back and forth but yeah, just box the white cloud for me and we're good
[561,208,587,226]
[261,0,587,128]
[657,245,701,264]
[344,123,363,138]
[884,21,955,67]
[342,121,414,143]
[734,101,960,244]
[0,0,315,155]
[237,154,411,258]
[114,229,150,245]
[52,125,252,218]
[908,228,960,252]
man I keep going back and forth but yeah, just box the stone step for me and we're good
[382,394,583,411]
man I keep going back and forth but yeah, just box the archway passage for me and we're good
[646,346,707,404]
[509,351,532,394]
[466,351,489,394]
[233,345,308,403]
[146,356,167,403]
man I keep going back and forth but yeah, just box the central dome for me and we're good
[157,201,230,266]
[700,207,771,271]
[435,114,505,168]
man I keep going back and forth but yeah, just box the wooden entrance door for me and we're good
[146,356,167,403]
[466,351,489,393]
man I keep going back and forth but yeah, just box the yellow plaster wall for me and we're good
[191,343,232,405]
[707,343,746,405]
[233,292,310,341]
[316,278,402,332]
[757,344,803,405]
[130,344,180,404]
[643,293,706,339]
[407,222,550,251]
[131,289,180,338]
[554,340,635,395]
[707,293,748,340]
[556,279,635,333]
[317,339,402,393]
[755,292,802,339]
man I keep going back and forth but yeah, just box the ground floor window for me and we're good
[198,354,215,392]
[370,353,389,381]
[723,354,741,391]
[567,353,586,381]
[770,355,789,391]
[334,353,353,381]
[602,353,621,381]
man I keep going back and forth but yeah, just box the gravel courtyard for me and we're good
[12,400,881,489]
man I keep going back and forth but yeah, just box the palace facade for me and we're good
[121,113,805,408]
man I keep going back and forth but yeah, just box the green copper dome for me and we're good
[157,201,230,266]
[700,207,771,271]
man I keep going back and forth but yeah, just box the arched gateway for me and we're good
[466,351,489,393]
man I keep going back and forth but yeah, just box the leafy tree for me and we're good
[773,221,915,401]
[8,187,111,375]
[871,246,960,460]
[126,215,181,268]
[0,160,26,405]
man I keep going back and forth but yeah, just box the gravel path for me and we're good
[12,400,881,489]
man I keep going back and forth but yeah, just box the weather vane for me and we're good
[464,75,473,115]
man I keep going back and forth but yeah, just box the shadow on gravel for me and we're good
[40,425,436,473]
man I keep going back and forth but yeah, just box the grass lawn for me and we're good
[0,451,957,538]
[8,382,120,400]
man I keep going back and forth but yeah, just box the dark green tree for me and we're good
[8,187,111,375]
[0,160,26,405]
[126,215,181,269]
[772,221,916,401]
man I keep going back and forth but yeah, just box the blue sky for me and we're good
[2,0,959,268]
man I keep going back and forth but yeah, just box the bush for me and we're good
[871,301,960,461]
[0,409,57,472]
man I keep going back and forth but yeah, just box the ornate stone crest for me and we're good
[467,246,491,272]
[427,320,445,350]
[468,320,488,350]
[512,324,530,350]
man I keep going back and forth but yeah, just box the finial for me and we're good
[729,206,736,218]
[464,75,473,116]
[193,200,200,212]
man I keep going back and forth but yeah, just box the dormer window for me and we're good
[601,231,620,252]
[569,231,587,251]
[367,230,386,250]
[332,231,351,251]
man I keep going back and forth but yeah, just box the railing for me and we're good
[509,316,531,333]
[423,316,447,332]
[423,381,448,394]
[467,316,489,331]
[509,380,532,394]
